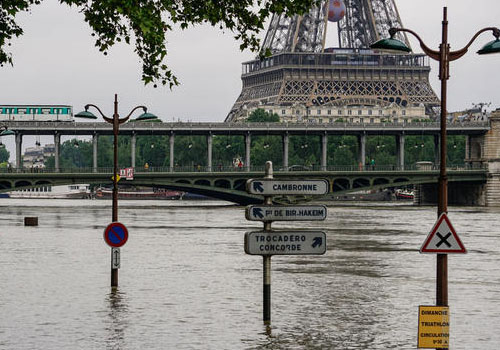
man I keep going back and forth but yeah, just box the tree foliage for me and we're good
[0,144,9,163]
[246,108,280,123]
[1,0,320,86]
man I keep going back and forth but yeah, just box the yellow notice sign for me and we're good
[111,174,121,182]
[418,306,450,348]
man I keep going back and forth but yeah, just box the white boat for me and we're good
[8,184,91,199]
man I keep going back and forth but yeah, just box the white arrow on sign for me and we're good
[420,213,466,254]
[245,205,327,221]
[246,179,329,195]
[245,231,327,255]
[111,247,121,269]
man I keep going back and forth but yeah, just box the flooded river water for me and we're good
[0,199,499,349]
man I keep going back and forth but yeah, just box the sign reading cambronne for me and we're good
[246,205,327,221]
[246,179,329,195]
[245,231,326,255]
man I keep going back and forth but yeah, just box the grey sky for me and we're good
[1,0,499,158]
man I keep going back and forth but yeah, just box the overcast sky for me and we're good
[1,0,499,157]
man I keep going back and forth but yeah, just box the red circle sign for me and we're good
[103,222,129,248]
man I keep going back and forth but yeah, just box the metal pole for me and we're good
[263,161,273,325]
[111,94,119,288]
[437,9,449,349]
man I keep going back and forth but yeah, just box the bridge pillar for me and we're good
[93,133,99,173]
[130,133,136,169]
[169,133,175,172]
[15,132,22,170]
[207,133,213,172]
[282,133,289,170]
[358,134,366,168]
[396,134,405,170]
[245,133,251,171]
[434,134,440,168]
[465,135,471,164]
[54,133,60,173]
[321,133,328,171]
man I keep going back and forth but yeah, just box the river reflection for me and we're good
[105,290,129,349]
[0,199,499,349]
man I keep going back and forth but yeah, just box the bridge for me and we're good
[0,165,487,205]
[0,120,490,173]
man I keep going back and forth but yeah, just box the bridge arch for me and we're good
[373,178,390,186]
[352,177,370,189]
[214,179,231,189]
[15,180,32,188]
[332,178,350,192]
[234,179,247,191]
[0,181,11,190]
[194,179,210,187]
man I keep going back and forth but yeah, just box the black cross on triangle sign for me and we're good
[420,213,467,254]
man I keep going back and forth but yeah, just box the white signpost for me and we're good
[246,205,327,221]
[244,162,329,325]
[245,231,327,255]
[246,179,329,195]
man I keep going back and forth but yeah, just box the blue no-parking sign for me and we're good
[103,222,129,248]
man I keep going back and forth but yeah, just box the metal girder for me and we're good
[261,0,411,53]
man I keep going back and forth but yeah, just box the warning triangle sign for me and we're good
[420,213,466,254]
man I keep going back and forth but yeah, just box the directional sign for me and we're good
[245,231,327,255]
[420,213,466,254]
[111,247,121,269]
[417,305,450,348]
[246,205,327,221]
[103,222,129,248]
[246,179,329,195]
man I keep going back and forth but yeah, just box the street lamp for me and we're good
[371,7,500,315]
[76,94,157,287]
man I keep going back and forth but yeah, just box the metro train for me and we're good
[0,105,73,121]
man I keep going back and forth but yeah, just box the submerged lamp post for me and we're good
[371,4,500,333]
[76,94,157,287]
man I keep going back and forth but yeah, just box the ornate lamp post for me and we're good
[371,5,500,335]
[76,94,157,287]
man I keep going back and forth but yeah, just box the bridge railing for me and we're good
[0,163,486,174]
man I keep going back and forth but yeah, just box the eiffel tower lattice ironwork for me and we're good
[226,0,439,122]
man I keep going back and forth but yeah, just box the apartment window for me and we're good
[338,110,343,115]
[317,110,321,115]
[348,110,352,115]
[327,110,332,115]
[349,118,354,123]
[402,110,406,116]
[368,110,372,115]
[370,118,374,123]
[360,117,364,123]
[307,109,311,115]
[329,118,333,123]
[358,110,362,115]
[319,118,323,123]
[379,110,383,115]
[282,109,286,115]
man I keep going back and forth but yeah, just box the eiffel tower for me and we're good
[226,0,439,122]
